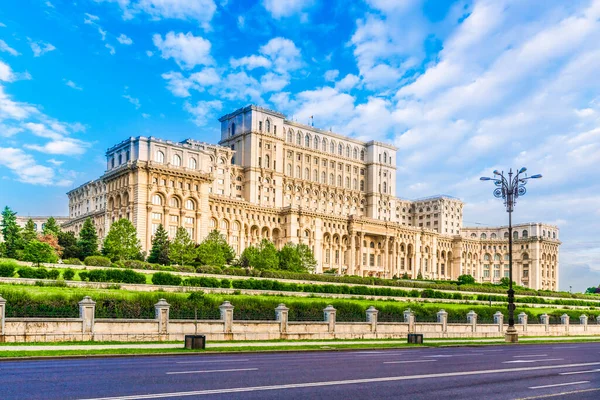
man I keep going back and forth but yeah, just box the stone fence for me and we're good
[1,295,599,343]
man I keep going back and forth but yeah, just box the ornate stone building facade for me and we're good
[62,105,560,290]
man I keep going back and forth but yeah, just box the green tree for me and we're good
[196,230,235,267]
[417,270,423,280]
[1,206,22,259]
[58,231,79,259]
[102,218,142,262]
[457,274,476,285]
[147,224,170,265]
[296,243,317,273]
[169,227,196,266]
[78,217,99,259]
[240,239,279,270]
[22,219,38,244]
[22,240,58,266]
[278,242,316,272]
[42,216,61,236]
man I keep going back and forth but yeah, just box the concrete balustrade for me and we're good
[0,296,598,343]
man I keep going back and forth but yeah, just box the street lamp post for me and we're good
[480,168,542,343]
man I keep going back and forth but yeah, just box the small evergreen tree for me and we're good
[1,206,22,259]
[169,227,196,266]
[417,270,423,280]
[22,218,38,244]
[196,230,235,267]
[457,274,476,285]
[22,240,58,266]
[102,219,142,261]
[58,231,79,259]
[78,217,99,259]
[147,224,170,265]
[42,216,61,236]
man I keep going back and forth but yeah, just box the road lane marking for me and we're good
[503,359,563,364]
[166,368,258,375]
[552,346,579,349]
[560,369,600,375]
[76,361,600,400]
[422,354,483,358]
[176,359,249,364]
[516,387,600,399]
[513,355,548,358]
[529,381,589,389]
[383,360,436,364]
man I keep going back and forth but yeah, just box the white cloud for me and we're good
[161,68,220,97]
[117,33,133,45]
[64,80,83,90]
[230,55,271,70]
[84,13,99,24]
[324,69,339,81]
[142,113,150,118]
[0,22,6,28]
[153,31,212,69]
[259,37,302,74]
[47,158,63,166]
[45,1,55,8]
[105,43,116,55]
[0,61,15,82]
[29,40,56,57]
[237,15,245,29]
[146,50,154,57]
[98,27,107,40]
[0,147,55,185]
[262,0,315,19]
[335,74,360,91]
[0,40,19,56]
[260,72,289,92]
[122,94,141,109]
[184,99,222,126]
[25,138,89,156]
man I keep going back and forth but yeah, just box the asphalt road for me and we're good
[2,343,600,399]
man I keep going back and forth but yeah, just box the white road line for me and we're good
[529,381,589,390]
[383,360,437,364]
[503,359,563,364]
[166,368,258,375]
[553,346,579,349]
[76,361,600,400]
[422,354,483,358]
[560,369,600,375]
[513,355,548,358]
[423,355,453,358]
[176,359,249,364]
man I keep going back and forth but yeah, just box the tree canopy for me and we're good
[78,217,99,259]
[1,206,22,259]
[102,218,142,261]
[278,242,317,272]
[239,239,279,270]
[42,216,61,236]
[147,224,170,265]
[22,240,58,266]
[169,227,196,266]
[196,230,234,267]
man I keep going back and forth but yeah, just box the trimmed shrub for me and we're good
[47,269,60,280]
[63,258,83,266]
[84,256,112,267]
[17,267,49,279]
[152,272,182,286]
[0,261,17,277]
[62,268,76,281]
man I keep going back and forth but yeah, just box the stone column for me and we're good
[561,314,570,334]
[540,313,549,333]
[350,234,356,274]
[220,301,235,334]
[437,309,448,333]
[597,315,600,326]
[467,310,477,333]
[323,305,336,333]
[404,309,414,333]
[580,315,588,332]
[155,298,170,335]
[518,312,528,332]
[275,303,289,334]
[366,306,378,333]
[0,295,5,335]
[78,296,96,334]
[494,312,504,333]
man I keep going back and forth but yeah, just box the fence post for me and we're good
[275,303,289,334]
[78,296,96,335]
[580,315,588,332]
[561,314,570,334]
[437,309,448,333]
[494,311,504,333]
[518,312,528,333]
[0,295,5,336]
[597,315,600,326]
[540,313,549,333]
[154,299,170,335]
[404,309,414,333]
[323,305,336,333]
[467,311,477,333]
[366,306,378,333]
[219,301,235,334]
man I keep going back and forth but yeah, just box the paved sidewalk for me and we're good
[1,336,599,352]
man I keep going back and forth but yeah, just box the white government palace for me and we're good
[60,105,560,290]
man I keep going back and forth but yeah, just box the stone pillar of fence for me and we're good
[78,296,96,334]
[155,299,170,335]
[540,313,549,333]
[437,309,448,333]
[0,295,5,335]
[220,301,235,334]
[561,314,570,334]
[323,305,336,333]
[275,303,289,334]
[366,306,378,333]
[467,310,477,333]
[404,309,415,333]
[494,311,504,333]
[580,315,588,332]
[518,312,528,332]
[597,315,600,325]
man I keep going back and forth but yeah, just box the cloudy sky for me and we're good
[0,0,599,291]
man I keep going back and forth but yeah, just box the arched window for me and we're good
[484,254,491,261]
[172,154,181,166]
[384,152,388,163]
[188,157,197,169]
[313,169,318,181]
[522,230,528,238]
[504,232,509,238]
[353,148,358,159]
[155,150,164,163]
[170,197,180,208]
[305,134,310,147]
[287,130,293,143]
[337,175,342,186]
[360,150,365,161]
[265,155,270,168]
[338,143,343,155]
[152,194,162,205]
[220,220,228,230]
[491,233,497,239]
[118,154,122,165]
[231,123,236,136]
[296,166,301,178]
[287,164,292,176]
[553,232,556,239]
[304,168,309,180]
[346,145,350,158]
[513,231,518,240]
[345,177,350,188]
[353,179,357,190]
[494,254,501,261]
[522,253,529,260]
[321,171,326,183]
[329,173,334,185]
[266,119,271,133]
[185,200,195,210]
[296,132,302,145]
[314,136,320,149]
[322,138,328,152]
[480,233,487,240]
[383,182,387,193]
[330,141,335,153]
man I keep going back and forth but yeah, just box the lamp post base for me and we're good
[505,326,518,343]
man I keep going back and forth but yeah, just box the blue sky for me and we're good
[1,0,599,291]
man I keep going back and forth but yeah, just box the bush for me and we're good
[17,267,49,279]
[63,268,76,281]
[77,268,146,284]
[84,256,112,267]
[123,260,153,270]
[152,272,182,286]
[63,258,83,266]
[47,269,60,280]
[0,260,18,277]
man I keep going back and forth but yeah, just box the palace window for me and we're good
[155,150,164,163]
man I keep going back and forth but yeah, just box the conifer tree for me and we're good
[102,218,142,261]
[169,227,196,266]
[1,206,22,259]
[78,217,99,259]
[42,216,61,236]
[147,224,170,265]
[22,218,38,244]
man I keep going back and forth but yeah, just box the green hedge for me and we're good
[84,256,112,267]
[152,272,182,286]
[79,269,146,284]
[0,260,18,277]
